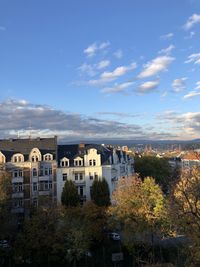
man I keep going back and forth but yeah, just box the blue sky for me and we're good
[0,0,200,141]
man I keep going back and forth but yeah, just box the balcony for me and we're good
[12,192,24,198]
[12,177,23,183]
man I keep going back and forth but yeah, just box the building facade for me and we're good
[57,143,134,204]
[0,137,57,216]
[0,138,134,212]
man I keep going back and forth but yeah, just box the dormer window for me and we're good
[74,157,83,167]
[29,148,41,162]
[60,157,69,167]
[44,153,53,161]
[11,153,24,163]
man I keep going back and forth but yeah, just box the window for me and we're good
[12,154,24,163]
[60,158,69,167]
[13,170,23,178]
[49,182,52,189]
[89,172,93,180]
[80,173,83,180]
[49,168,52,175]
[45,167,48,176]
[93,160,96,166]
[33,199,38,207]
[13,199,23,208]
[39,181,49,191]
[39,167,44,176]
[89,160,92,166]
[79,186,83,196]
[13,182,23,192]
[33,182,38,191]
[74,158,83,166]
[63,173,67,181]
[75,173,78,180]
[94,172,98,179]
[44,154,53,161]
[32,168,37,177]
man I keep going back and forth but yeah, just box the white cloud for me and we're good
[137,79,160,94]
[159,45,175,55]
[101,81,134,94]
[184,13,200,30]
[78,63,96,77]
[172,77,187,92]
[195,81,200,90]
[84,41,110,57]
[89,62,137,86]
[97,60,110,69]
[185,53,200,64]
[113,49,123,59]
[160,33,174,40]
[183,91,200,99]
[84,43,98,57]
[137,56,174,79]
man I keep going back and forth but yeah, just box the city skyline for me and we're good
[0,0,200,141]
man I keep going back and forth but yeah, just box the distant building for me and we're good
[0,137,57,216]
[57,143,134,205]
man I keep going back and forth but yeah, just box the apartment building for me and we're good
[57,143,134,204]
[0,138,134,212]
[0,137,57,216]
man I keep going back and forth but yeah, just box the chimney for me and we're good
[79,143,85,149]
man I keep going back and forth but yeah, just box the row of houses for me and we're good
[0,136,134,215]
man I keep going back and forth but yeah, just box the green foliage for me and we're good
[134,156,172,192]
[91,178,110,207]
[61,180,79,207]
[109,175,169,252]
[14,206,64,265]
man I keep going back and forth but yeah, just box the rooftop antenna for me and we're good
[28,121,32,139]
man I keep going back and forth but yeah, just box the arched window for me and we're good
[11,153,24,163]
[60,157,69,167]
[32,168,37,177]
[29,148,41,162]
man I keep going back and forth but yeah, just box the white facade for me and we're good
[57,145,134,204]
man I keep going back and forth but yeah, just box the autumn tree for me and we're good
[109,175,169,263]
[91,178,110,207]
[171,166,200,264]
[61,180,79,207]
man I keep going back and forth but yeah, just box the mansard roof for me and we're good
[58,144,112,165]
[0,137,57,161]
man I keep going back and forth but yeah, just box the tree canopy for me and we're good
[91,178,110,207]
[171,166,200,264]
[61,180,79,207]
[134,156,172,192]
[109,175,169,250]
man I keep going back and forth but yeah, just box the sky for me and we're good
[0,0,200,142]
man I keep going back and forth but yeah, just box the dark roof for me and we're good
[58,144,112,165]
[0,137,57,161]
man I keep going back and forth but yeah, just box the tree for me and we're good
[14,206,64,265]
[0,171,17,240]
[109,175,169,263]
[171,166,200,264]
[91,178,110,207]
[61,180,79,207]
[134,156,172,192]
